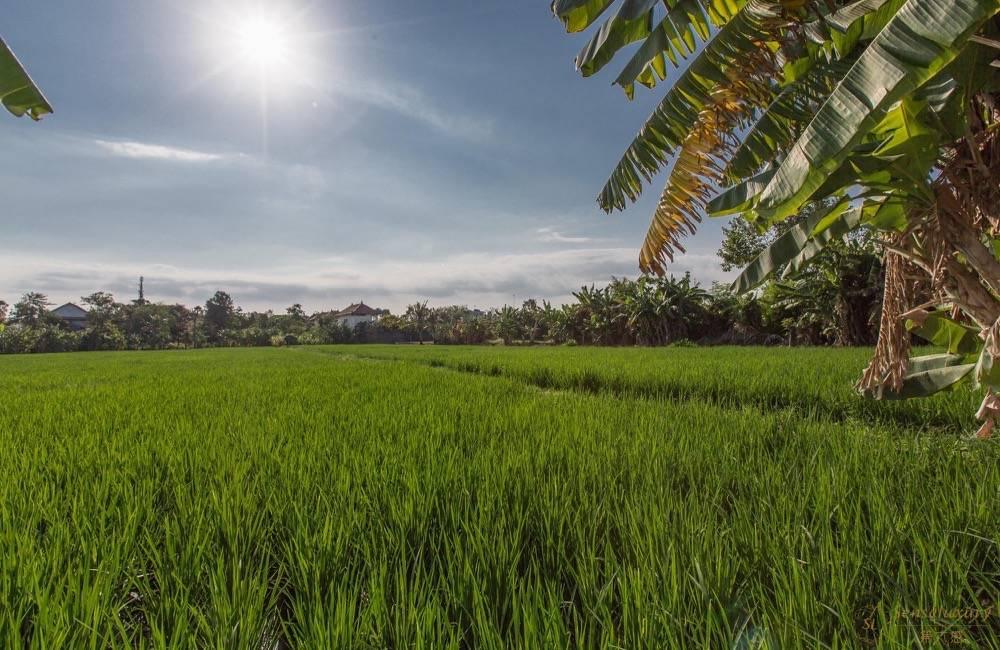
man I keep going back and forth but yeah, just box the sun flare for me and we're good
[233,12,290,73]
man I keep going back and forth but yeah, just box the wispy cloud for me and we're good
[536,227,596,244]
[331,79,494,142]
[94,139,227,163]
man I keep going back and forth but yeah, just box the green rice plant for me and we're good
[0,347,996,648]
[323,345,980,433]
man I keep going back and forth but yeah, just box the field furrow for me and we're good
[307,345,980,434]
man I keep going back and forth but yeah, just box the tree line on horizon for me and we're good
[0,224,884,354]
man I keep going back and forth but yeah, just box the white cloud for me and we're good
[536,227,595,244]
[94,139,227,163]
[0,248,731,315]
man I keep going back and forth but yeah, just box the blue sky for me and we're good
[2,0,734,313]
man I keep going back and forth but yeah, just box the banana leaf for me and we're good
[0,37,52,120]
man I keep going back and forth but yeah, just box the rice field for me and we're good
[1,345,997,648]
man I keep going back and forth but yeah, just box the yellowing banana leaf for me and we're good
[600,0,783,213]
[724,57,855,183]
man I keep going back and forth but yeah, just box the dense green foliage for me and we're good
[718,205,883,345]
[0,269,884,354]
[1,346,996,647]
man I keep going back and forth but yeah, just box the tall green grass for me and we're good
[0,348,996,648]
[321,345,980,433]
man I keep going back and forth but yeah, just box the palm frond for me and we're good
[552,0,618,33]
[752,0,1000,222]
[639,86,760,273]
[614,0,747,98]
[723,57,855,183]
[575,0,660,77]
[599,0,789,215]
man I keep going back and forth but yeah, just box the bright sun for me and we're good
[199,3,323,113]
[234,13,290,73]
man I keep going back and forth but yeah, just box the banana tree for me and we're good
[552,0,1000,436]
[1,35,51,119]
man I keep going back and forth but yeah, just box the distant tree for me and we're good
[122,303,174,349]
[495,306,522,345]
[11,292,51,328]
[352,321,372,343]
[374,314,407,343]
[705,283,765,343]
[426,305,483,345]
[191,306,205,348]
[308,313,352,344]
[520,299,545,342]
[404,301,431,344]
[717,219,772,273]
[620,277,665,345]
[0,300,8,324]
[377,314,405,331]
[572,285,619,345]
[538,300,560,342]
[166,304,193,346]
[80,292,125,351]
[82,292,118,321]
[459,316,490,345]
[281,303,308,336]
[204,291,236,343]
[2,292,82,353]
[553,303,587,345]
[719,204,882,346]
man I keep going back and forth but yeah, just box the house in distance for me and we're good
[51,303,88,331]
[333,302,380,329]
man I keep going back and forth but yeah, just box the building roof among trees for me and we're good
[334,302,378,317]
[51,303,88,319]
